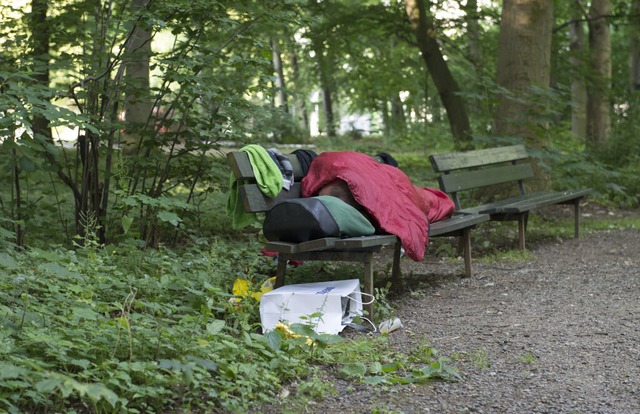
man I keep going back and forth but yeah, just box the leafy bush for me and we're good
[0,240,304,413]
[0,233,461,413]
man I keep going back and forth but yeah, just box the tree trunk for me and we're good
[405,0,472,147]
[30,0,51,142]
[464,0,483,68]
[122,0,153,154]
[495,0,553,191]
[390,94,406,136]
[287,41,309,134]
[631,0,640,90]
[270,38,288,112]
[629,0,640,91]
[570,3,587,141]
[313,38,336,137]
[586,0,612,154]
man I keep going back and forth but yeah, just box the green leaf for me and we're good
[363,375,387,385]
[38,262,81,280]
[206,320,225,335]
[339,362,367,379]
[157,211,182,226]
[121,215,133,234]
[289,323,318,339]
[369,361,383,374]
[35,376,64,394]
[18,156,36,172]
[313,333,343,347]
[382,362,402,373]
[262,330,283,351]
[72,306,98,321]
[0,253,18,270]
[85,383,119,407]
[186,356,217,372]
[0,363,30,380]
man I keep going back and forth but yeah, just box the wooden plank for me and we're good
[437,163,534,193]
[227,151,305,181]
[279,250,376,262]
[430,145,529,172]
[491,189,591,213]
[459,194,531,214]
[266,235,400,254]
[265,238,338,254]
[334,235,398,249]
[429,213,489,237]
[458,189,591,215]
[227,151,256,181]
[239,183,303,212]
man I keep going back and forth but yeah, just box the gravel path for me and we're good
[310,226,640,413]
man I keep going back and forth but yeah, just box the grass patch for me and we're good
[517,352,538,365]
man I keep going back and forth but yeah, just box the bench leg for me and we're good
[363,253,374,320]
[274,255,288,288]
[461,229,472,278]
[518,214,527,250]
[574,200,581,238]
[390,241,402,289]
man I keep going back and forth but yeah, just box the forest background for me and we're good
[1,0,639,412]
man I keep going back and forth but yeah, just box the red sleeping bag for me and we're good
[301,152,455,261]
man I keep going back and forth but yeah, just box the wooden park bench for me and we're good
[429,144,592,251]
[227,150,488,318]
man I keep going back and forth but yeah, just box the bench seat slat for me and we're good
[334,235,398,249]
[458,189,591,215]
[488,189,592,213]
[265,238,339,254]
[429,213,490,236]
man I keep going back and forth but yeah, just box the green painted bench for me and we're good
[227,150,488,318]
[429,144,592,250]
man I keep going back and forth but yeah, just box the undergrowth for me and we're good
[0,233,460,413]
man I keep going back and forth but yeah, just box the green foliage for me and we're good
[0,238,465,413]
[0,241,299,412]
[334,336,461,384]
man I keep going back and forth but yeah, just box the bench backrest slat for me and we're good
[239,183,303,212]
[437,163,534,193]
[429,144,529,173]
[227,151,305,181]
[228,151,307,214]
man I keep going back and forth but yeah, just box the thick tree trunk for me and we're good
[122,0,153,153]
[586,0,612,153]
[631,0,640,90]
[30,0,51,142]
[321,86,336,137]
[570,4,587,141]
[390,94,406,136]
[313,39,336,137]
[405,0,472,147]
[270,38,288,112]
[495,0,553,191]
[287,42,310,134]
[464,0,483,68]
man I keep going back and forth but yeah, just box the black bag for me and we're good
[263,198,340,243]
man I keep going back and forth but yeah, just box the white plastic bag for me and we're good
[259,279,370,335]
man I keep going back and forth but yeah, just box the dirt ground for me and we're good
[275,206,640,413]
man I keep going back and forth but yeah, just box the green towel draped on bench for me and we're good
[227,145,283,228]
